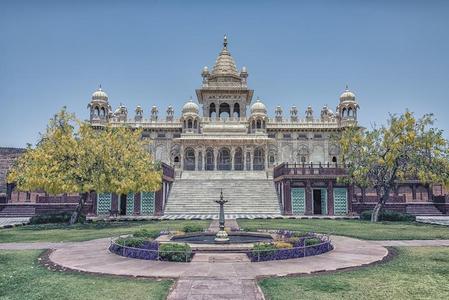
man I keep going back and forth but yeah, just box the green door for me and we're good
[97,193,111,215]
[291,188,305,215]
[126,193,134,216]
[333,188,348,215]
[320,188,328,215]
[141,192,155,215]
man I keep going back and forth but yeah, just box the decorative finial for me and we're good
[223,34,228,48]
[345,84,349,90]
[98,84,102,90]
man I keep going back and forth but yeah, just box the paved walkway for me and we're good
[2,223,449,299]
[416,216,449,226]
[0,217,30,228]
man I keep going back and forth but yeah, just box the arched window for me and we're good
[187,119,193,129]
[100,107,106,117]
[184,148,195,170]
[342,108,347,118]
[193,119,198,129]
[205,148,214,170]
[94,107,100,116]
[253,148,265,170]
[348,108,353,117]
[219,103,231,118]
[218,147,231,170]
[174,156,180,163]
[233,103,240,118]
[332,156,337,163]
[234,147,243,170]
[209,103,216,118]
[256,119,262,129]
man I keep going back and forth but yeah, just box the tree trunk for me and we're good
[69,192,88,225]
[371,192,390,222]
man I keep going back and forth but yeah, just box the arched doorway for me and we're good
[234,147,243,170]
[218,147,231,170]
[205,148,214,170]
[253,147,265,170]
[184,148,195,171]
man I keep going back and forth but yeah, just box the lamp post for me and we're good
[215,189,230,243]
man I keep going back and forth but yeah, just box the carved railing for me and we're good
[161,162,175,179]
[273,162,349,178]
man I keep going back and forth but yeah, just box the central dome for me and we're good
[340,86,356,102]
[211,35,239,77]
[92,87,108,101]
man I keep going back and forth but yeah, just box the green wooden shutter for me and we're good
[141,192,155,215]
[320,188,328,215]
[291,188,305,215]
[126,193,134,216]
[97,193,111,215]
[333,188,348,215]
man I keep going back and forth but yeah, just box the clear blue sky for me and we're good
[1,0,448,147]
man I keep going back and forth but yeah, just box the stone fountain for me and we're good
[214,189,230,243]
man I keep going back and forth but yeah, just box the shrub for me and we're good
[360,210,416,222]
[252,243,277,256]
[115,237,147,248]
[29,212,82,224]
[133,229,160,239]
[274,241,293,249]
[304,237,322,246]
[183,224,204,233]
[159,243,192,262]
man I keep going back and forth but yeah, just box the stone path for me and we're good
[416,216,449,226]
[372,240,449,247]
[0,217,30,228]
[3,218,449,300]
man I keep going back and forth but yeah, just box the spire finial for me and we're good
[98,84,102,90]
[223,34,228,48]
[345,84,349,90]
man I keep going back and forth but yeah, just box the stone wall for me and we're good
[0,148,25,195]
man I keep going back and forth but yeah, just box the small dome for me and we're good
[182,99,199,115]
[250,98,267,115]
[92,87,108,101]
[340,86,356,102]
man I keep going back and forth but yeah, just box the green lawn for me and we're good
[0,250,173,300]
[0,220,209,243]
[238,219,449,240]
[259,247,449,300]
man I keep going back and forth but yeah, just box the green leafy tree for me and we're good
[8,108,161,224]
[339,111,449,222]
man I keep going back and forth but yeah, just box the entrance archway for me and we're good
[234,147,243,170]
[205,148,214,170]
[218,147,231,170]
[253,147,265,170]
[184,148,195,171]
[219,103,230,119]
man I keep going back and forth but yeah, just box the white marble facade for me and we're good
[88,36,360,171]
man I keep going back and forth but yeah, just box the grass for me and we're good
[238,219,449,240]
[0,250,173,300]
[0,220,209,243]
[259,247,449,300]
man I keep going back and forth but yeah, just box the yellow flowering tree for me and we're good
[8,108,161,224]
[339,111,449,222]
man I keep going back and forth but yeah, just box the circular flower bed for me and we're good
[109,228,197,262]
[247,231,333,262]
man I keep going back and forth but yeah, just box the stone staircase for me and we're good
[164,171,281,215]
[406,203,443,216]
[0,205,36,217]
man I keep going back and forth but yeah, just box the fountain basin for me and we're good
[170,232,273,244]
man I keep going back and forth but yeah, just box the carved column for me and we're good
[412,184,417,201]
[305,180,313,215]
[327,180,334,215]
[243,150,247,171]
[214,148,218,171]
[264,144,268,170]
[180,144,184,170]
[231,147,235,171]
[202,150,206,171]
[250,147,254,171]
